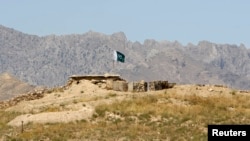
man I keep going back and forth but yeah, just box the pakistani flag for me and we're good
[113,50,125,63]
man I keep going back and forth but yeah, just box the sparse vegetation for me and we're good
[54,93,61,97]
[105,92,117,99]
[53,88,64,93]
[0,110,21,137]
[73,99,78,104]
[47,89,53,94]
[40,106,62,113]
[59,103,66,107]
[108,93,117,97]
[2,88,250,140]
[230,90,237,95]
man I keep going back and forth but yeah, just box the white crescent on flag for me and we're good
[113,50,125,63]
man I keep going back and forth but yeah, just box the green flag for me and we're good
[113,50,125,63]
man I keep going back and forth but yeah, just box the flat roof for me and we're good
[70,74,125,81]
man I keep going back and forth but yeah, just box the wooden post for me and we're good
[147,82,149,92]
[21,121,24,133]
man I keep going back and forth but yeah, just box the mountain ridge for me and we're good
[1,25,250,89]
[0,72,35,100]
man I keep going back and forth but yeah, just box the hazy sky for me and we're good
[0,0,249,47]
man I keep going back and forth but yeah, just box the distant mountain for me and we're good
[1,25,250,89]
[0,72,35,101]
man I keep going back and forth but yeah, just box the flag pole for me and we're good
[113,50,116,73]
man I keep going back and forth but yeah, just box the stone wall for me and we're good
[112,81,128,91]
[148,81,168,91]
[68,75,175,92]
[128,81,147,92]
[105,79,128,91]
[128,80,175,92]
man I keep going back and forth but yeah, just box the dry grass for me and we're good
[1,90,250,140]
[0,110,21,137]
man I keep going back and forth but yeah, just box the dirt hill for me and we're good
[1,77,250,140]
[0,73,35,101]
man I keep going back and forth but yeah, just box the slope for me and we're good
[0,73,35,101]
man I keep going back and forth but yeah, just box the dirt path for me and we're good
[8,106,94,126]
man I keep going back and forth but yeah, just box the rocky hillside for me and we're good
[1,25,250,89]
[0,73,35,100]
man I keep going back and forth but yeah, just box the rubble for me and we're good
[0,88,47,109]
